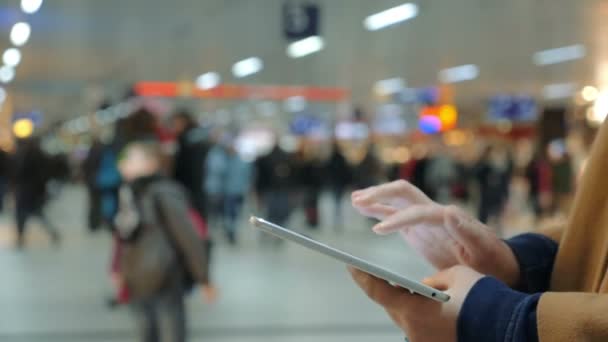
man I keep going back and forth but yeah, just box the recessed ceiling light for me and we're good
[364,3,419,31]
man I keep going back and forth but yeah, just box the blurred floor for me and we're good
[0,186,436,341]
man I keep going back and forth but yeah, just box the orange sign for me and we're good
[134,82,350,102]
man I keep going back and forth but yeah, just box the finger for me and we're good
[403,226,459,270]
[443,205,488,250]
[353,202,397,220]
[348,267,409,311]
[422,267,457,290]
[353,180,431,207]
[373,204,444,235]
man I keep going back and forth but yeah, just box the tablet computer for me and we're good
[249,216,450,302]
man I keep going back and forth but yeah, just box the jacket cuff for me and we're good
[458,277,540,342]
[505,233,558,293]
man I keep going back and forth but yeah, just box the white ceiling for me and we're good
[1,0,606,124]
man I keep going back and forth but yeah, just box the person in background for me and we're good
[115,141,215,342]
[400,145,433,199]
[348,118,608,342]
[425,145,457,204]
[326,141,352,227]
[254,142,294,244]
[352,145,382,190]
[0,148,8,212]
[83,139,105,232]
[475,145,513,227]
[95,144,122,229]
[11,138,61,248]
[204,138,228,230]
[295,144,324,229]
[222,141,252,245]
[526,148,553,220]
[171,110,210,219]
[547,139,573,215]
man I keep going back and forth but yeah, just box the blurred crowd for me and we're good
[0,109,583,247]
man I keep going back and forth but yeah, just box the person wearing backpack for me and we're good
[114,141,216,342]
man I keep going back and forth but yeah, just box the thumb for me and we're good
[422,267,457,291]
[348,267,406,311]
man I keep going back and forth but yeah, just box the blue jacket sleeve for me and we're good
[458,277,541,342]
[505,233,559,293]
[457,233,558,342]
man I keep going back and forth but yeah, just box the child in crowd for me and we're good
[114,141,216,342]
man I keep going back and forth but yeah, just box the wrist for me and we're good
[458,277,536,342]
[497,240,521,287]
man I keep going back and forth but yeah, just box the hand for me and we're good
[352,180,519,286]
[201,285,218,304]
[349,265,484,342]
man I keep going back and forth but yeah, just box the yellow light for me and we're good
[582,86,599,102]
[439,105,458,131]
[12,118,34,138]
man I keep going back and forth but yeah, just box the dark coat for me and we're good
[173,128,210,215]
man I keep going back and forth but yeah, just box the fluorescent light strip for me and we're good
[533,44,586,66]
[364,3,418,31]
[374,78,406,95]
[287,36,325,58]
[0,66,15,83]
[21,0,43,14]
[542,82,577,99]
[10,22,31,47]
[438,64,479,83]
[232,57,263,78]
[3,48,21,67]
[195,72,220,90]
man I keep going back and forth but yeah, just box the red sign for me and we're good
[134,82,349,102]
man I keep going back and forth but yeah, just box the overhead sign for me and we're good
[134,82,349,102]
[283,2,320,40]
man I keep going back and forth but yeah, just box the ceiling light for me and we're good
[284,96,306,112]
[582,86,599,102]
[533,44,586,66]
[232,57,263,78]
[438,64,479,83]
[374,78,406,95]
[542,83,577,99]
[287,36,324,58]
[10,22,31,46]
[21,0,43,14]
[195,72,220,90]
[364,3,418,31]
[3,48,21,67]
[0,66,15,83]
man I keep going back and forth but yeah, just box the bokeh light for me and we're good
[13,118,34,138]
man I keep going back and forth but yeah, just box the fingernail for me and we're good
[372,224,384,233]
